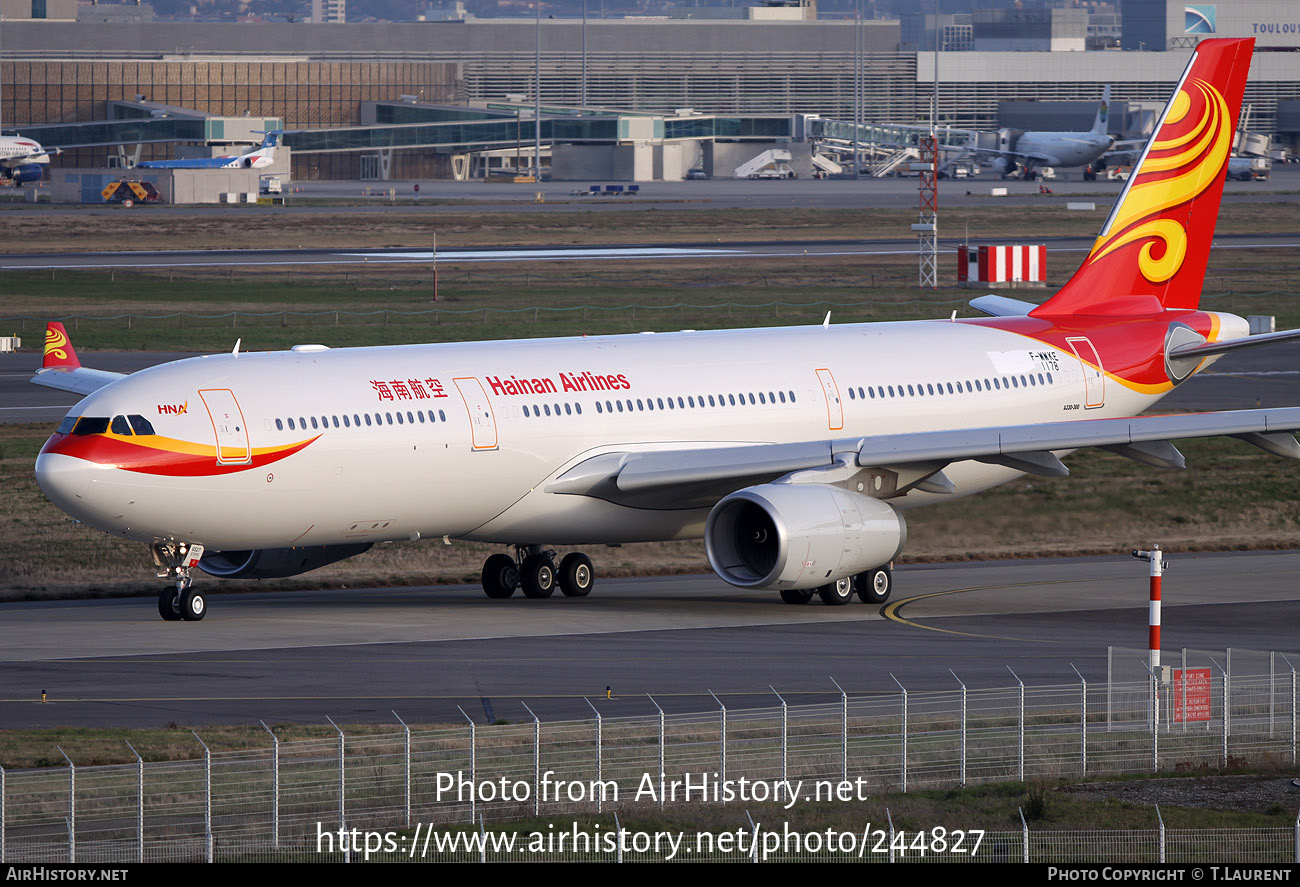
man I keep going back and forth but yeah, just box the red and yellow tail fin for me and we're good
[43,322,80,370]
[1031,38,1254,318]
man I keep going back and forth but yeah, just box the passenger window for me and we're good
[617,401,624,413]
[332,416,340,428]
[311,417,319,429]
[565,403,572,416]
[344,415,352,427]
[575,403,582,415]
[128,415,156,435]
[110,416,133,436]
[276,418,284,431]
[364,414,373,426]
[439,410,446,421]
[428,410,436,422]
[385,412,393,424]
[288,418,296,430]
[596,401,603,414]
[544,404,552,416]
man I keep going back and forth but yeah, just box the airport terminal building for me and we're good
[2,0,1299,184]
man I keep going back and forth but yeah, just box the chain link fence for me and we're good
[3,653,1299,863]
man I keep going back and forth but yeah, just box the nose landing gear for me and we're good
[152,541,207,622]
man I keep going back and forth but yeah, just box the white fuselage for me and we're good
[36,318,1194,552]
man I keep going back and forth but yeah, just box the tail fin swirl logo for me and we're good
[1085,77,1232,286]
[44,326,69,362]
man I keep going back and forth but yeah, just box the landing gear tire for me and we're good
[520,554,557,598]
[558,552,594,597]
[817,577,854,606]
[180,587,206,621]
[482,554,519,599]
[158,588,182,621]
[856,566,892,604]
[780,588,815,605]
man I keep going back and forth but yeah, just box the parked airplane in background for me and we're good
[974,86,1118,178]
[135,131,281,170]
[0,134,61,184]
[31,39,1300,623]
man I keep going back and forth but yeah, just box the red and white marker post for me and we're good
[1132,545,1165,670]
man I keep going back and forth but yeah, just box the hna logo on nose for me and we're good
[156,401,188,415]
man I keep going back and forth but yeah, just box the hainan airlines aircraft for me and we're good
[135,131,280,171]
[31,39,1300,622]
[0,134,61,185]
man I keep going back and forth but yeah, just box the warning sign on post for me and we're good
[1173,668,1212,722]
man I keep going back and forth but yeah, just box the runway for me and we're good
[3,232,1299,270]
[1,552,1297,729]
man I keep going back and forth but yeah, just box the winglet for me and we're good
[43,322,80,370]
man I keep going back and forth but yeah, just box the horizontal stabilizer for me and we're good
[1168,327,1300,360]
[969,295,1040,317]
[32,366,125,396]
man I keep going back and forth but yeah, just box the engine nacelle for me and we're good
[4,163,44,184]
[198,543,373,579]
[992,156,1013,176]
[705,484,906,591]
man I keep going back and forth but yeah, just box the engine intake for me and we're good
[198,543,373,579]
[705,484,906,591]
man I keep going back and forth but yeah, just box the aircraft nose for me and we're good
[35,450,95,517]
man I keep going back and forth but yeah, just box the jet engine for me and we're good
[992,156,1014,177]
[197,543,373,579]
[3,163,44,184]
[705,484,906,591]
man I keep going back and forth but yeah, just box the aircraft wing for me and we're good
[548,406,1300,508]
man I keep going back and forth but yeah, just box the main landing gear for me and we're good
[481,545,595,599]
[781,565,892,607]
[152,541,207,622]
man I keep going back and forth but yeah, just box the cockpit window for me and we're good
[110,416,133,436]
[127,415,156,436]
[71,417,110,436]
[55,415,79,435]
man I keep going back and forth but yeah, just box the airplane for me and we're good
[31,37,1300,623]
[976,86,1118,178]
[134,131,281,171]
[0,134,62,185]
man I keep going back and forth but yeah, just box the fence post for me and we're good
[886,809,895,864]
[647,694,665,808]
[769,686,787,802]
[522,703,540,818]
[479,814,487,864]
[57,746,74,863]
[393,711,411,828]
[1282,655,1297,767]
[1211,657,1228,768]
[1295,809,1299,864]
[708,690,727,784]
[1070,664,1088,776]
[125,741,144,863]
[1141,662,1160,772]
[190,733,212,863]
[0,764,4,864]
[890,674,908,793]
[458,707,476,824]
[325,716,346,855]
[1157,805,1165,864]
[585,698,603,814]
[1272,652,1277,739]
[1019,808,1029,863]
[1008,667,1025,782]
[1107,645,1113,732]
[259,721,279,849]
[950,670,967,786]
[614,812,624,863]
[830,677,848,784]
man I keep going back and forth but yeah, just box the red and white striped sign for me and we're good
[957,244,1046,287]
